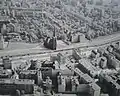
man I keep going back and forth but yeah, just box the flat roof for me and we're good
[0,79,34,84]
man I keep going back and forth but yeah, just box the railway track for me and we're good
[1,38,120,59]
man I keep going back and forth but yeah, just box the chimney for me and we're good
[53,26,55,37]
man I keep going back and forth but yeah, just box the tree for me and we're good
[16,90,21,96]
[85,32,91,40]
[21,90,25,96]
[95,30,99,38]
[90,32,96,38]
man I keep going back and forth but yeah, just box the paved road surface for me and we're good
[0,33,120,57]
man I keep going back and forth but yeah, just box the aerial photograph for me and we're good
[0,0,120,96]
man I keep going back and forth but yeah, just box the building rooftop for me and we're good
[0,79,34,84]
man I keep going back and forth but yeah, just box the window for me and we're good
[0,1,2,4]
